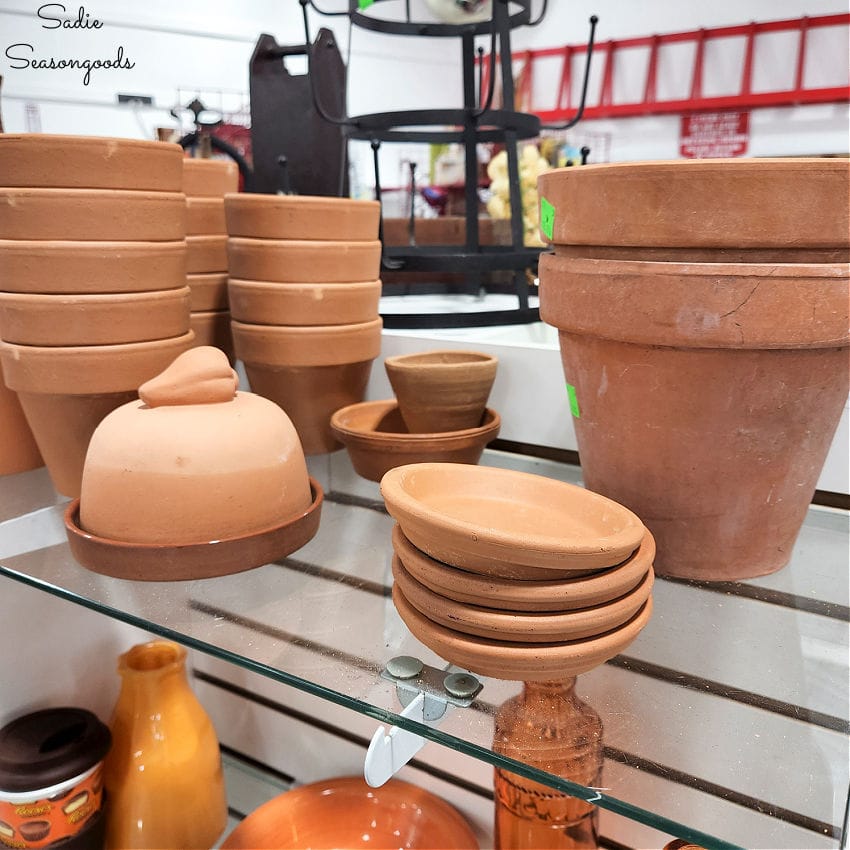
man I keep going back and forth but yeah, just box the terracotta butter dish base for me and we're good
[64,479,323,581]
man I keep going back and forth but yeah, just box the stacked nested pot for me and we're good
[0,135,193,496]
[225,194,383,455]
[183,158,239,361]
[537,159,850,581]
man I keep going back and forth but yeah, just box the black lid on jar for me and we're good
[0,708,111,793]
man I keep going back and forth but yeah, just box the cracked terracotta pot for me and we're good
[232,318,382,454]
[189,311,234,363]
[224,193,380,241]
[539,253,850,580]
[182,158,239,198]
[0,287,191,346]
[0,134,183,191]
[0,240,187,294]
[0,189,185,241]
[187,273,229,311]
[186,235,228,274]
[186,197,226,235]
[384,349,498,432]
[228,278,381,326]
[0,331,194,496]
[227,238,381,283]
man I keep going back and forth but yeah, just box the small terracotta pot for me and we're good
[539,253,850,579]
[227,238,382,283]
[186,235,228,274]
[228,278,381,326]
[189,311,234,364]
[330,400,500,481]
[182,158,239,197]
[537,158,850,250]
[187,273,229,311]
[186,198,226,235]
[0,332,194,496]
[224,193,380,241]
[384,350,498,433]
[0,134,183,191]
[0,189,186,241]
[0,287,191,346]
[0,377,43,476]
[0,240,187,295]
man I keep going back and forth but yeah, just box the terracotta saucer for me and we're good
[64,479,323,581]
[393,585,653,681]
[220,776,478,850]
[392,524,655,610]
[393,555,653,642]
[380,462,646,573]
[330,400,500,482]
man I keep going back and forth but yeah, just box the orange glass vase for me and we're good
[103,640,227,850]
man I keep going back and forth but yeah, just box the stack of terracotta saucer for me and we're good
[381,463,655,681]
[183,158,239,361]
[0,134,193,497]
[225,193,383,455]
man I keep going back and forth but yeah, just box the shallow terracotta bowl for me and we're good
[186,197,226,235]
[186,235,228,274]
[330,399,500,482]
[380,462,646,573]
[182,158,239,197]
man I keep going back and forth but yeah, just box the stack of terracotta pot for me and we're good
[183,158,239,361]
[381,463,655,681]
[225,194,383,455]
[537,159,850,581]
[0,134,194,497]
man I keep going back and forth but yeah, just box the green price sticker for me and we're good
[566,382,580,419]
[358,0,375,8]
[540,196,555,241]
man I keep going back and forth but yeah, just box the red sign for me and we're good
[680,111,750,158]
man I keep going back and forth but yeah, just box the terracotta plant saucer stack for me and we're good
[225,193,383,454]
[381,463,655,681]
[183,157,239,362]
[0,134,193,497]
[331,350,501,481]
[537,159,850,581]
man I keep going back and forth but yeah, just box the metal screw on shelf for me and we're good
[443,672,480,699]
[386,655,424,680]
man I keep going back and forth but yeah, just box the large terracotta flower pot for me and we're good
[224,194,380,241]
[0,134,183,191]
[186,235,228,274]
[0,240,187,294]
[0,377,42,476]
[0,287,191,346]
[182,158,239,197]
[0,332,194,496]
[0,189,185,241]
[232,319,382,455]
[227,238,381,283]
[228,278,381,326]
[539,253,850,580]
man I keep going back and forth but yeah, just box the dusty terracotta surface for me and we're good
[330,400,500,482]
[224,193,380,241]
[393,585,653,681]
[0,135,183,191]
[0,189,186,241]
[186,235,228,274]
[385,350,498,432]
[182,158,239,197]
[0,240,187,294]
[227,237,382,283]
[189,311,234,363]
[392,524,655,612]
[0,287,191,346]
[0,377,43,475]
[232,318,382,367]
[539,255,850,580]
[392,555,654,642]
[79,347,313,545]
[380,463,646,573]
[187,273,229,311]
[228,278,381,326]
[220,776,478,850]
[186,197,227,235]
[537,158,850,249]
[244,361,374,455]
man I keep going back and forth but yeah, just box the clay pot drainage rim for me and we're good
[64,479,323,582]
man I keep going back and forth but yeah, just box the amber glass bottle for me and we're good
[493,678,604,849]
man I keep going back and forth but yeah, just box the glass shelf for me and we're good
[1,450,847,850]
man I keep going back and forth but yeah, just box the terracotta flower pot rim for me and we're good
[0,187,185,202]
[224,192,380,211]
[228,236,381,251]
[0,287,190,307]
[228,277,381,291]
[232,317,382,338]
